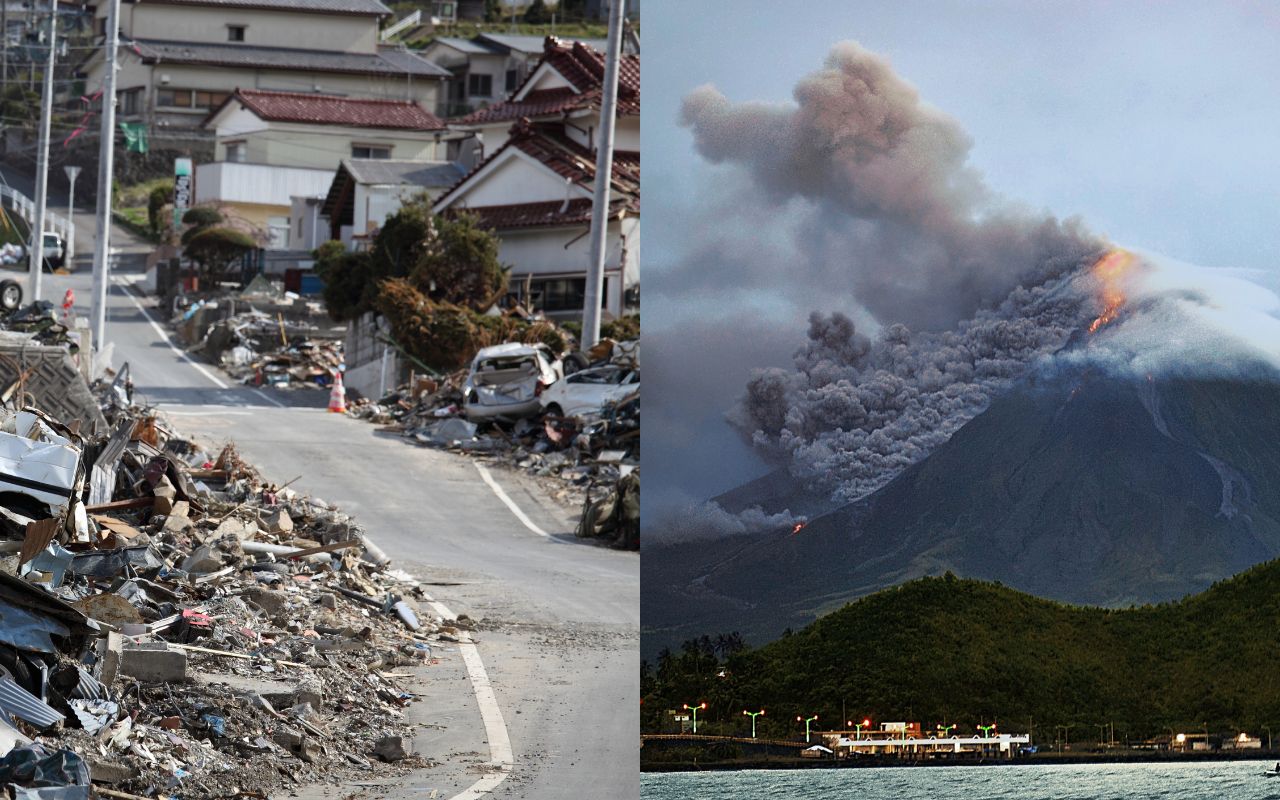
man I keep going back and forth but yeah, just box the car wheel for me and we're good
[545,403,564,418]
[0,280,22,312]
[563,352,590,375]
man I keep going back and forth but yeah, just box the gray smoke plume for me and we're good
[680,40,1101,331]
[676,41,1110,508]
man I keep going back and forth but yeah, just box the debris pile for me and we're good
[347,339,640,548]
[188,310,343,391]
[0,382,449,797]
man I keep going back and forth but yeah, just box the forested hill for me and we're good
[642,565,1280,741]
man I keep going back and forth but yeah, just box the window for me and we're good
[227,25,246,42]
[224,142,246,163]
[195,91,229,109]
[267,216,290,250]
[157,89,229,109]
[118,88,141,116]
[467,73,492,98]
[522,278,609,312]
[351,145,392,159]
[505,69,518,92]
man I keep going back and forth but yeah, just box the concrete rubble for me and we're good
[0,365,453,798]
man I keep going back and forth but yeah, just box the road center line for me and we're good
[115,278,229,390]
[423,594,514,799]
[250,387,286,408]
[474,463,551,538]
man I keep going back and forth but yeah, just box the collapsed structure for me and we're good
[0,319,456,798]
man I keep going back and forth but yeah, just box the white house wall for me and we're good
[500,225,625,315]
[452,152,583,207]
[214,121,443,170]
[194,161,335,207]
[108,3,379,54]
[476,112,638,155]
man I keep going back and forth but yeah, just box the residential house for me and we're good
[453,36,638,155]
[430,37,640,321]
[79,0,451,147]
[421,32,607,117]
[431,118,639,321]
[319,158,466,247]
[196,88,449,248]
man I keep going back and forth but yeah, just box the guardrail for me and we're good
[0,184,75,254]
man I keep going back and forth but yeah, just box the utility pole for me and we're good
[28,1,55,301]
[580,0,624,348]
[63,164,79,260]
[90,0,120,349]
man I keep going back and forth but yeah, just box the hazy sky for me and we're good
[642,1,1280,522]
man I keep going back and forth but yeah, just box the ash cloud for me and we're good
[680,41,1101,330]
[670,41,1106,509]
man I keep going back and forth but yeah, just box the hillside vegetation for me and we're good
[642,564,1280,742]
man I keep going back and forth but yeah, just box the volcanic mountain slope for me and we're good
[642,368,1280,659]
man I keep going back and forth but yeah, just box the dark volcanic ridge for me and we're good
[643,361,1280,660]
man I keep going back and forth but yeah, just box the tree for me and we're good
[147,184,173,239]
[184,227,255,283]
[484,0,505,22]
[523,0,550,24]
[410,212,509,310]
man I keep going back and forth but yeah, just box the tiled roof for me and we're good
[224,89,446,130]
[128,39,450,78]
[138,0,391,14]
[435,120,639,229]
[474,33,609,54]
[457,38,639,125]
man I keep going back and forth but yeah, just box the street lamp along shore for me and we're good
[798,714,819,743]
[743,709,765,739]
[682,702,707,734]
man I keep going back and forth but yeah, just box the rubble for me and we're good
[173,288,345,392]
[345,338,641,549]
[0,369,451,798]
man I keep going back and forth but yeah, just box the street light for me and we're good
[682,702,707,734]
[743,709,764,739]
[1175,732,1187,750]
[797,714,819,744]
[937,723,956,739]
[854,718,871,740]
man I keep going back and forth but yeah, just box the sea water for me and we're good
[641,760,1280,799]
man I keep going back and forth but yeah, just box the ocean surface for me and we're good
[641,760,1280,799]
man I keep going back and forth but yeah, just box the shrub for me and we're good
[184,226,256,282]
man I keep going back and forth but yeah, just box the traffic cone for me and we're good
[327,371,346,413]
[61,289,74,324]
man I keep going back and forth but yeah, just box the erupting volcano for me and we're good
[1087,250,1136,333]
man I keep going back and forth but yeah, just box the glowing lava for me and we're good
[1087,249,1135,334]
[791,522,807,535]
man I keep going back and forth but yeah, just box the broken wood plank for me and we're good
[85,497,153,513]
[165,641,307,667]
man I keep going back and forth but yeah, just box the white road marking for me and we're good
[115,279,229,389]
[474,463,551,539]
[251,388,286,408]
[423,594,514,799]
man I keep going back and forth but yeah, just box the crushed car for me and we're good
[461,343,563,421]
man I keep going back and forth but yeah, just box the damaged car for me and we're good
[540,365,639,418]
[461,343,563,421]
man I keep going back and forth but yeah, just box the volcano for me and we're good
[643,366,1280,660]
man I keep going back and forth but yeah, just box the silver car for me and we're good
[462,343,563,421]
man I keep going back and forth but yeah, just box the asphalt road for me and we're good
[26,209,639,798]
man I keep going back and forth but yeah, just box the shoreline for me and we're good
[642,751,1280,773]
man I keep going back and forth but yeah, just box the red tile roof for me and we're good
[218,89,446,130]
[435,119,639,217]
[458,38,639,125]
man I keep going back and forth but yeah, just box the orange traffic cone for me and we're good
[327,371,346,413]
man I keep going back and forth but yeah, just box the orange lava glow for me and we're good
[1087,249,1135,334]
[791,522,807,535]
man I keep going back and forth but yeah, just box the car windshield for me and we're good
[43,235,58,247]
[572,368,627,385]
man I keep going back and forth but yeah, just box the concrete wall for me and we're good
[195,162,334,207]
[344,311,403,400]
